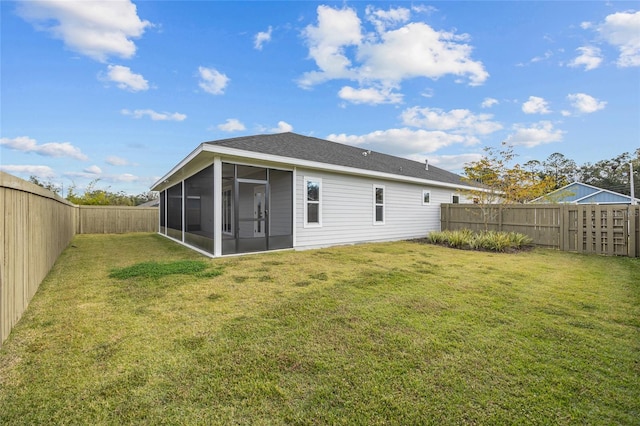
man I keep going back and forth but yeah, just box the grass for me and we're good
[1,233,639,425]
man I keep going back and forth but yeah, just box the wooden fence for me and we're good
[441,203,640,257]
[77,205,158,234]
[1,172,158,347]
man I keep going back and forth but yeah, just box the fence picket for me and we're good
[441,203,638,258]
[1,172,158,348]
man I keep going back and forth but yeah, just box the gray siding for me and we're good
[294,168,450,249]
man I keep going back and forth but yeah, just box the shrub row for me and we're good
[427,229,533,252]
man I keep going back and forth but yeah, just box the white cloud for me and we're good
[121,109,186,121]
[327,128,469,155]
[0,164,56,179]
[299,5,488,98]
[530,50,553,63]
[198,66,230,95]
[597,11,640,67]
[522,96,551,114]
[65,171,139,183]
[299,5,362,87]
[218,118,246,132]
[16,0,151,62]
[401,106,502,136]
[405,152,483,172]
[104,65,149,91]
[567,93,607,114]
[106,155,130,166]
[270,121,293,133]
[568,46,603,71]
[113,173,138,182]
[254,26,272,50]
[365,5,411,33]
[84,165,102,174]
[506,121,565,147]
[580,21,594,30]
[358,22,488,86]
[338,86,403,104]
[481,97,499,108]
[1,136,88,160]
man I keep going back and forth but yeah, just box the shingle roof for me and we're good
[205,132,469,186]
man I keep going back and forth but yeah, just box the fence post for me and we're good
[558,205,563,250]
[629,205,637,258]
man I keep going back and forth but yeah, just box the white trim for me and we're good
[422,189,431,205]
[198,144,481,192]
[292,168,298,247]
[451,193,460,204]
[151,144,205,190]
[181,180,185,242]
[213,156,222,257]
[373,184,385,225]
[303,176,322,228]
[531,181,640,204]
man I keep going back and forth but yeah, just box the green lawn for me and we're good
[1,233,638,425]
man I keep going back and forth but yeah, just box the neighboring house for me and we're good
[138,198,160,208]
[151,132,478,257]
[531,181,639,205]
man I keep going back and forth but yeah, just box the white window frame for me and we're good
[422,190,431,205]
[304,177,322,228]
[374,184,385,225]
[452,194,460,204]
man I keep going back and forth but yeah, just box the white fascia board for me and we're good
[200,144,483,192]
[151,144,205,191]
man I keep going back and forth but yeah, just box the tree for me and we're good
[542,153,577,189]
[66,179,158,206]
[462,142,555,230]
[577,152,636,196]
[28,176,62,196]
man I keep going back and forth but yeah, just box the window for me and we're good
[304,177,321,227]
[452,194,460,204]
[422,190,431,205]
[374,185,385,224]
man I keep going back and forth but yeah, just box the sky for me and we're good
[1,1,639,196]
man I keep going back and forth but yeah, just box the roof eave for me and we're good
[151,143,484,193]
[201,144,481,191]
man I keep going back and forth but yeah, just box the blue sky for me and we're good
[1,1,639,195]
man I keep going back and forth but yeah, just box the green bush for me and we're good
[426,229,533,252]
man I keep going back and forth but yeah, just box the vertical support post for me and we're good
[630,163,636,205]
[629,205,637,258]
[181,180,185,242]
[213,156,222,257]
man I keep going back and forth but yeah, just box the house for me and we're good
[531,181,639,205]
[150,132,478,257]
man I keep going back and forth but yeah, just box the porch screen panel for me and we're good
[166,183,183,240]
[221,163,236,255]
[184,165,214,253]
[268,169,293,250]
[159,190,166,234]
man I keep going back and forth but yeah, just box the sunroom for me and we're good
[158,160,293,257]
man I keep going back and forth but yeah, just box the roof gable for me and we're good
[532,181,638,204]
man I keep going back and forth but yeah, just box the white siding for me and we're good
[295,168,450,250]
[269,171,292,236]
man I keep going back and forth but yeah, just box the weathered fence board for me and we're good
[1,172,158,348]
[77,206,158,234]
[441,203,640,257]
[1,173,77,348]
